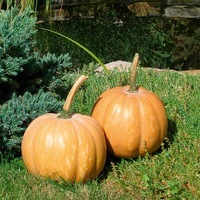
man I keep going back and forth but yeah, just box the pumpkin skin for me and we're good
[21,113,107,183]
[91,85,168,158]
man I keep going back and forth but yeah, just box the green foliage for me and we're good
[36,11,200,70]
[138,17,174,69]
[20,52,72,94]
[69,65,200,138]
[0,90,63,156]
[172,23,200,70]
[70,64,129,115]
[1,0,38,12]
[0,7,73,155]
[0,7,37,83]
[39,27,109,74]
[0,7,72,103]
[41,52,72,87]
[0,6,199,199]
[0,68,199,199]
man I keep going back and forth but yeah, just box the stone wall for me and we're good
[40,0,200,18]
[164,0,200,18]
[166,0,200,5]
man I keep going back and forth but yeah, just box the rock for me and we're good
[164,0,200,18]
[165,0,200,6]
[95,60,200,75]
[164,5,200,18]
[95,60,132,73]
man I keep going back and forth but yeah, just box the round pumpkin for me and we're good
[21,75,107,183]
[91,54,168,158]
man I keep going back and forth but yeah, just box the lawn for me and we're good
[0,66,199,199]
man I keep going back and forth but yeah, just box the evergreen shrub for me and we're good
[0,7,37,83]
[0,90,63,156]
[0,7,73,156]
[0,7,72,103]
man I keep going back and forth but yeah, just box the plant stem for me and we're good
[58,75,88,118]
[128,53,139,93]
[38,27,109,74]
[63,75,88,111]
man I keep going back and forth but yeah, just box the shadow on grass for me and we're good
[46,119,178,189]
[97,119,178,182]
[163,119,178,149]
[20,120,177,188]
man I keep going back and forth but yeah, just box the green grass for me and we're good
[0,67,200,199]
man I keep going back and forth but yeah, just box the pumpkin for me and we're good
[21,75,107,183]
[91,54,168,158]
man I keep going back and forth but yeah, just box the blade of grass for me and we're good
[0,0,4,10]
[38,27,109,74]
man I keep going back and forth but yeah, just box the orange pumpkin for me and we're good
[21,75,107,183]
[91,54,168,158]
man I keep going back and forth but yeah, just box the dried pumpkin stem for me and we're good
[58,75,88,118]
[128,53,139,93]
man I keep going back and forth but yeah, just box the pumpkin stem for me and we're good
[128,53,139,93]
[58,75,88,118]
